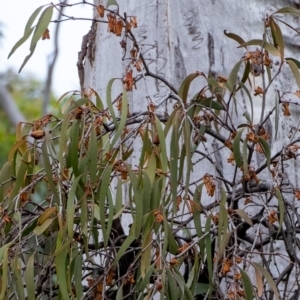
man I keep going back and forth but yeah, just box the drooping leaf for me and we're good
[285,57,300,68]
[227,60,243,92]
[18,45,36,73]
[252,262,280,300]
[269,18,284,60]
[110,89,128,149]
[286,58,300,88]
[30,6,53,51]
[239,268,254,300]
[234,209,253,226]
[238,39,280,56]
[258,137,271,170]
[255,264,263,297]
[8,27,35,59]
[55,237,71,300]
[24,253,36,300]
[274,7,300,16]
[196,98,225,110]
[223,30,246,46]
[275,187,284,233]
[178,72,200,104]
[233,127,245,168]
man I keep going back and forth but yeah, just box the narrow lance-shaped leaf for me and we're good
[8,27,34,59]
[67,176,82,239]
[269,18,284,60]
[227,60,243,92]
[233,127,245,168]
[55,233,71,300]
[12,257,25,300]
[98,164,113,246]
[178,72,200,104]
[30,6,53,51]
[258,136,271,170]
[252,262,280,300]
[106,78,118,126]
[0,248,9,299]
[110,89,128,149]
[238,39,280,57]
[286,59,300,88]
[25,253,36,300]
[273,7,300,17]
[275,187,284,233]
[239,268,254,300]
[18,44,36,73]
[275,90,279,140]
[223,30,246,46]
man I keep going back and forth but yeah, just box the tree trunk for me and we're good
[83,0,300,297]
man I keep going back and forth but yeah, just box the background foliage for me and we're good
[2,2,300,300]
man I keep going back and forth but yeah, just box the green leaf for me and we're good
[285,57,300,68]
[166,268,178,300]
[67,176,82,239]
[274,7,300,16]
[56,240,71,300]
[98,165,113,246]
[25,5,47,33]
[170,117,180,203]
[238,39,281,57]
[233,127,245,168]
[106,0,119,8]
[42,141,60,204]
[8,27,34,59]
[243,139,248,176]
[252,262,280,300]
[234,209,253,226]
[136,263,155,292]
[196,98,225,110]
[25,253,36,300]
[204,216,213,298]
[0,248,9,299]
[275,91,279,140]
[227,60,243,92]
[239,268,254,300]
[286,59,300,88]
[178,73,200,103]
[275,188,284,233]
[30,6,53,51]
[240,61,251,84]
[33,218,54,235]
[87,122,98,185]
[207,77,219,87]
[18,45,36,73]
[106,78,118,126]
[114,234,136,265]
[0,163,13,204]
[8,150,29,204]
[269,18,284,60]
[116,284,123,300]
[58,111,71,173]
[194,283,210,296]
[223,30,246,46]
[12,257,25,300]
[110,89,128,149]
[238,82,253,123]
[258,137,271,169]
[155,116,168,173]
[74,252,83,299]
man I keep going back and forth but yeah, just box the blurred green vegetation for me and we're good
[0,68,56,168]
